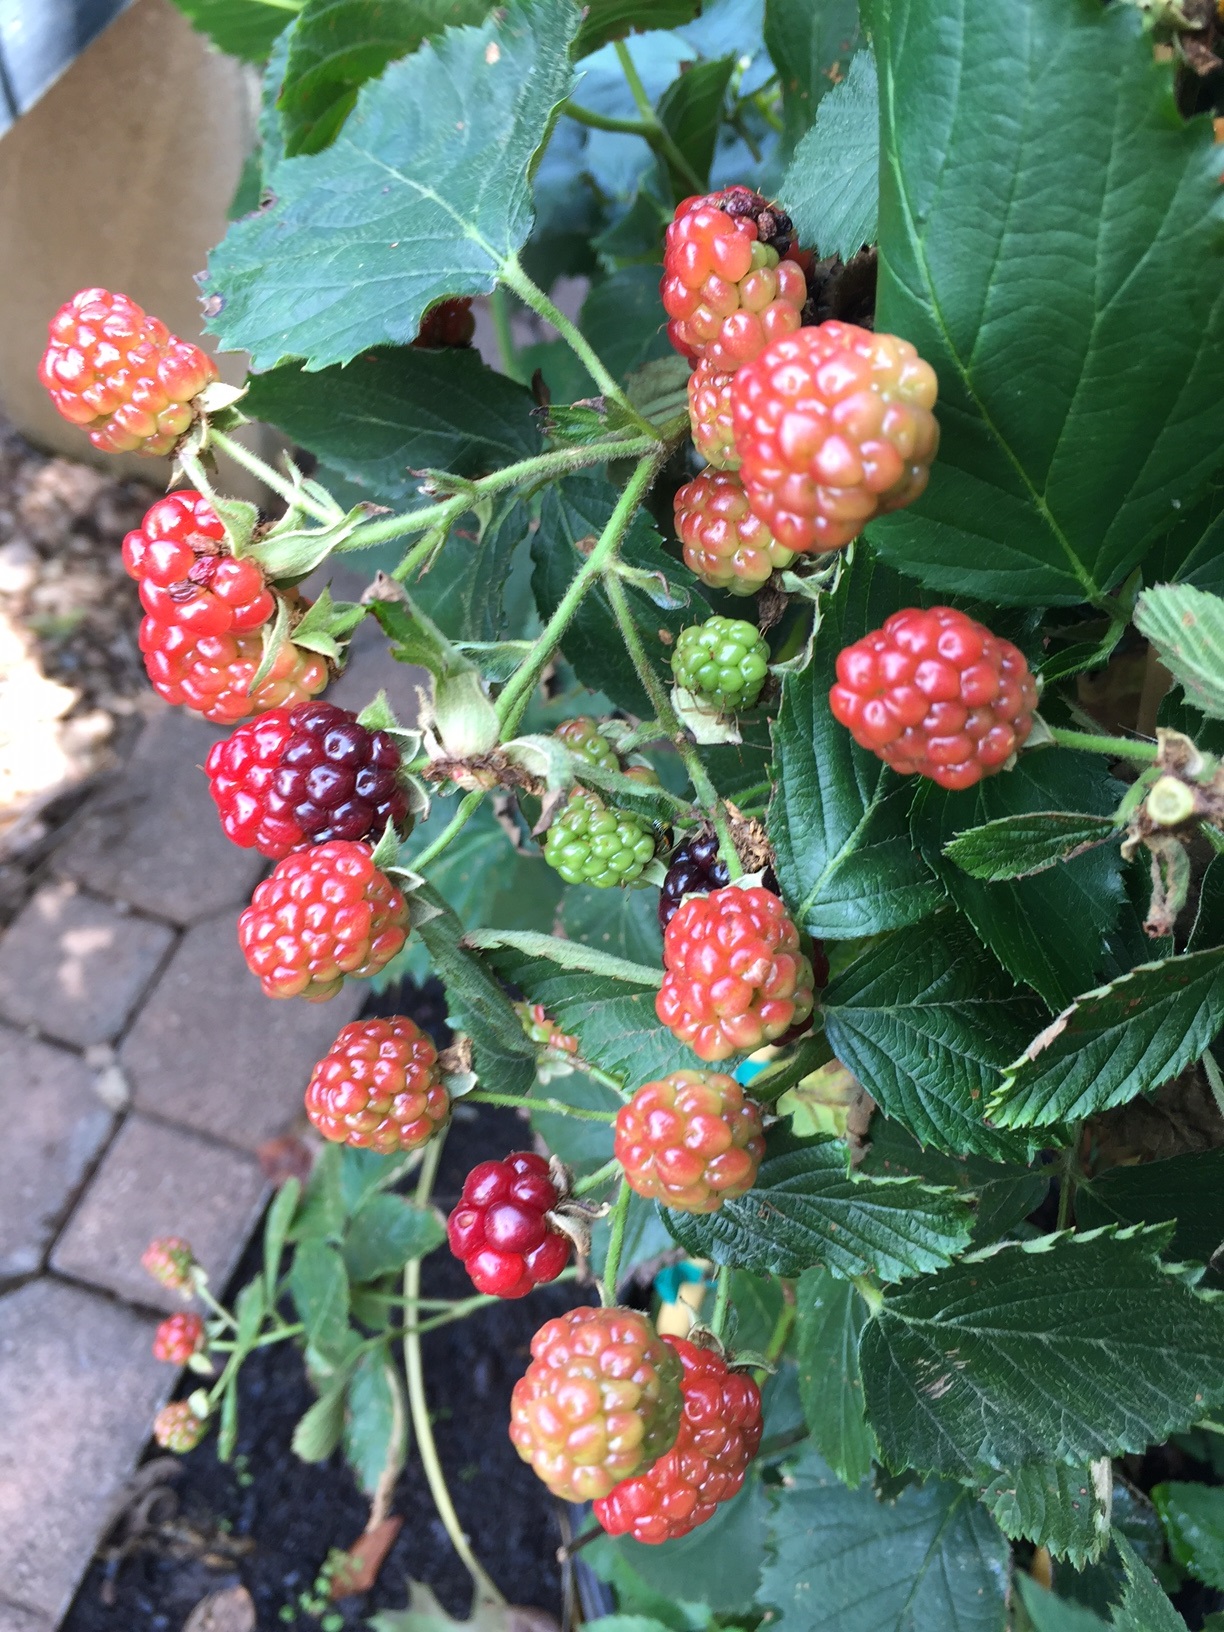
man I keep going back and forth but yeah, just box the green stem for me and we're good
[499,256,660,441]
[755,1296,795,1386]
[404,1134,505,1607]
[464,1090,617,1122]
[575,1059,630,1096]
[612,41,705,194]
[350,436,659,555]
[194,1281,238,1332]
[208,429,339,525]
[571,1156,622,1197]
[391,528,446,584]
[495,451,663,733]
[601,1178,633,1306]
[851,1274,884,1317]
[411,790,487,872]
[1046,726,1160,764]
[564,101,656,137]
[710,1263,733,1342]
[211,1323,303,1352]
[602,570,743,878]
[1057,1126,1083,1232]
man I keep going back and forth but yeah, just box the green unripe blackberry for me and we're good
[555,716,620,773]
[543,787,656,888]
[671,617,770,712]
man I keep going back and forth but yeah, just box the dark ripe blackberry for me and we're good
[658,829,731,928]
[205,700,410,859]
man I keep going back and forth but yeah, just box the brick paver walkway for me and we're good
[0,619,420,1628]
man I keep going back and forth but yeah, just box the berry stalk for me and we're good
[600,1177,634,1307]
[1046,726,1160,764]
[205,430,341,526]
[602,570,744,878]
[464,1090,618,1122]
[710,1263,733,1341]
[403,1132,506,1607]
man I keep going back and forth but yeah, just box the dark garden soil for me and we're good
[64,981,595,1632]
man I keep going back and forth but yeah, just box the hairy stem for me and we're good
[207,429,339,525]
[499,255,660,441]
[571,1156,622,1197]
[1057,1126,1083,1232]
[410,790,487,872]
[600,1178,633,1306]
[403,1134,505,1606]
[611,42,705,194]
[496,451,663,733]
[710,1262,733,1342]
[1046,726,1160,764]
[564,93,704,195]
[602,570,743,877]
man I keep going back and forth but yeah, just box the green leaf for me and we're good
[795,1266,877,1487]
[411,882,539,1097]
[1147,485,1224,596]
[580,268,676,385]
[781,50,877,261]
[528,1069,619,1172]
[857,1118,1049,1249]
[979,1461,1113,1568]
[1135,584,1224,722]
[1152,1482,1224,1590]
[170,0,298,61]
[292,1143,346,1241]
[560,882,663,965]
[337,1146,411,1216]
[264,1176,301,1307]
[204,0,578,368]
[663,1139,974,1283]
[242,348,540,506]
[759,1443,1010,1632]
[943,811,1121,883]
[1015,1579,1111,1632]
[280,0,493,156]
[292,1374,350,1460]
[1112,1531,1189,1632]
[865,0,1224,606]
[769,556,942,941]
[531,476,703,717]
[289,1240,352,1362]
[656,56,735,197]
[342,1194,445,1281]
[763,0,863,151]
[574,0,700,57]
[479,940,697,1084]
[1077,1149,1224,1268]
[821,914,1044,1159]
[910,751,1127,1012]
[344,1350,407,1495]
[860,1226,1224,1479]
[989,946,1224,1128]
[465,928,661,986]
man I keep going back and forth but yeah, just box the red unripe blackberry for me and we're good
[447,1152,571,1298]
[413,297,476,347]
[593,1337,762,1543]
[657,885,815,1062]
[141,1236,195,1292]
[675,469,794,597]
[238,840,410,1001]
[661,188,807,369]
[615,1071,765,1213]
[39,288,218,456]
[304,1015,447,1151]
[204,701,409,858]
[154,1401,207,1453]
[509,1306,684,1501]
[829,606,1038,791]
[687,360,739,471]
[730,322,940,555]
[153,1311,205,1364]
[122,491,273,638]
[139,604,329,725]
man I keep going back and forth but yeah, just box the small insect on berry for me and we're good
[829,605,1038,790]
[39,288,218,456]
[305,1016,448,1152]
[153,1311,205,1365]
[509,1306,684,1501]
[447,1153,572,1298]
